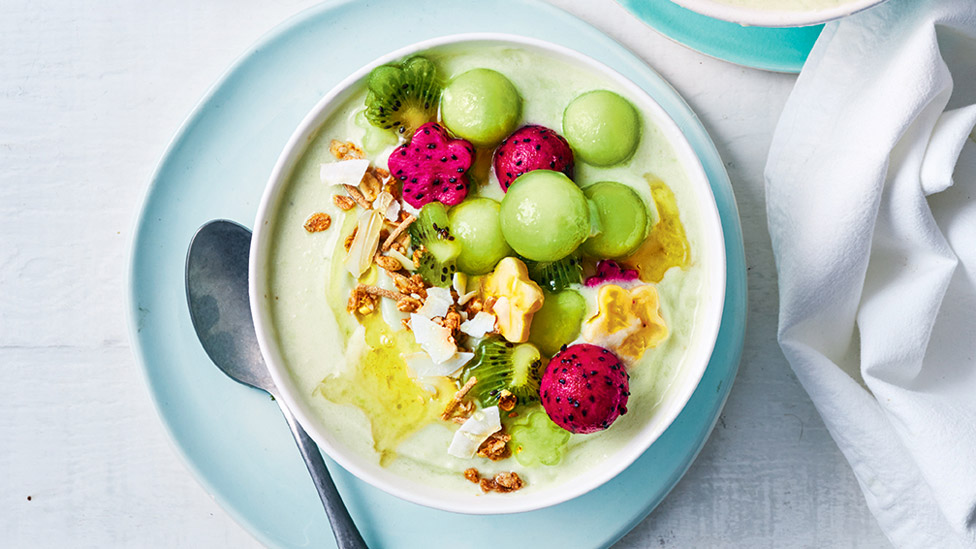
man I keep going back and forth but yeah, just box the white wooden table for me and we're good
[0,0,891,546]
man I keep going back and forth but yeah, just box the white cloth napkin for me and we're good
[765,0,976,546]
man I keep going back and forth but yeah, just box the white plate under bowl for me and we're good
[249,33,726,515]
[670,0,888,26]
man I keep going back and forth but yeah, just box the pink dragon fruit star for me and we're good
[388,122,475,209]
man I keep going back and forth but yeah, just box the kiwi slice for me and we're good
[461,337,544,408]
[364,56,441,136]
[409,202,461,287]
[524,253,583,292]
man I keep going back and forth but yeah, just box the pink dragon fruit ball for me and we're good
[388,122,475,208]
[540,343,629,434]
[493,125,574,192]
[584,260,640,287]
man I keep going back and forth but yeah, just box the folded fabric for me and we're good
[764,0,976,546]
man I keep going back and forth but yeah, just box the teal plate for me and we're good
[127,0,746,547]
[617,0,822,73]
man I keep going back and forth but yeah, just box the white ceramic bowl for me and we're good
[250,33,726,514]
[671,0,888,27]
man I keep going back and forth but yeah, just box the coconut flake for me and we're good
[386,248,415,271]
[457,290,479,306]
[344,210,383,277]
[417,286,454,319]
[405,351,473,379]
[460,312,496,338]
[409,313,456,363]
[452,272,468,296]
[372,191,401,222]
[385,201,401,222]
[448,406,501,459]
[319,158,369,187]
[378,275,408,329]
[401,201,421,218]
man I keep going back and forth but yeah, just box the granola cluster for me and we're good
[477,431,512,461]
[346,286,377,316]
[303,212,332,233]
[441,377,478,422]
[463,468,524,494]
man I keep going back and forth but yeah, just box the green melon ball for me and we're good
[529,290,587,357]
[448,198,513,275]
[562,90,640,166]
[440,69,521,148]
[581,181,648,258]
[499,170,590,262]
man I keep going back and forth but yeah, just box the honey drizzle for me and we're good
[623,176,691,283]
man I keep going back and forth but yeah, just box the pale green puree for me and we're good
[265,44,712,495]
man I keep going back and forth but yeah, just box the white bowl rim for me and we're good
[669,0,887,27]
[250,32,726,515]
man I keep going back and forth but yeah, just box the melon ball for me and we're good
[441,69,521,148]
[499,170,590,262]
[562,90,640,166]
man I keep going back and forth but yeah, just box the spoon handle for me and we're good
[278,402,369,549]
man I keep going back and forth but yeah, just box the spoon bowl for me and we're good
[186,220,272,392]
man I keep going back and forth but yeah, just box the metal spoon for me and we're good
[185,219,367,549]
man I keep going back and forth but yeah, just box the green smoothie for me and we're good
[264,43,712,495]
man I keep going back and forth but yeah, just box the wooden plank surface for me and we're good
[0,0,889,546]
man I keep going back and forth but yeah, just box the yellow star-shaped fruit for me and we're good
[481,257,544,343]
[583,284,668,363]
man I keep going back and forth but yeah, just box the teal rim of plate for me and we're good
[616,0,823,73]
[126,0,747,547]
